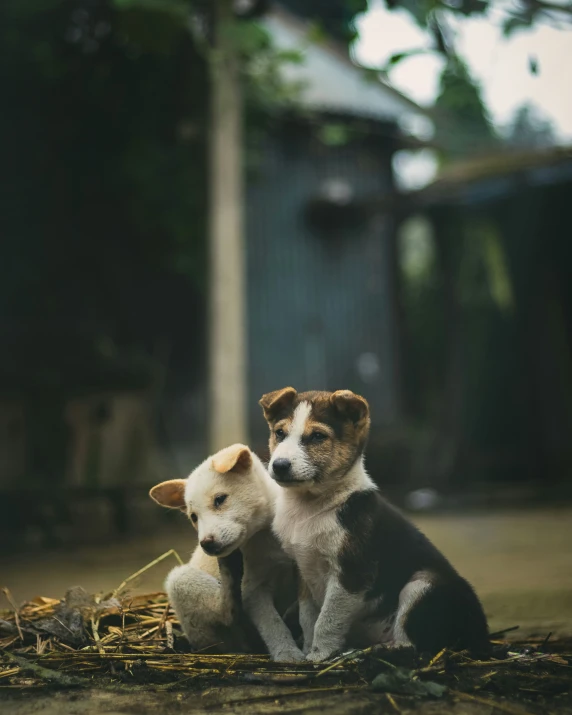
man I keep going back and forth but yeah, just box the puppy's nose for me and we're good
[272,458,292,479]
[200,536,220,555]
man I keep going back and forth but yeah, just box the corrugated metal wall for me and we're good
[246,126,398,446]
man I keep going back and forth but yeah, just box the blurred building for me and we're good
[246,4,432,454]
[390,145,572,494]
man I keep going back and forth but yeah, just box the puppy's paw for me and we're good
[385,638,414,651]
[272,645,306,663]
[306,647,336,663]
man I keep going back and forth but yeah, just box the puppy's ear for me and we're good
[259,387,297,421]
[149,480,186,511]
[212,444,252,475]
[330,390,369,424]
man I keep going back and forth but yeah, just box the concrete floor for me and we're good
[2,507,572,637]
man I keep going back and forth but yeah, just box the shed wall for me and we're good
[246,129,398,447]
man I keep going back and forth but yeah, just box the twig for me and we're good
[157,599,173,649]
[489,625,520,639]
[373,657,398,670]
[158,601,170,631]
[52,616,75,636]
[0,667,20,680]
[315,646,374,677]
[416,653,524,675]
[1,651,89,688]
[386,692,402,713]
[91,617,104,655]
[428,647,446,667]
[36,635,48,655]
[90,593,104,655]
[480,669,498,682]
[1,589,23,642]
[165,621,174,650]
[112,550,184,598]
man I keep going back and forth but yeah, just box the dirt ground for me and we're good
[4,684,570,715]
[2,507,572,713]
[3,507,572,637]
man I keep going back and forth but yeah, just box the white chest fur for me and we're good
[273,460,377,607]
[273,494,345,606]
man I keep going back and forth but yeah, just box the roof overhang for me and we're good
[260,3,433,143]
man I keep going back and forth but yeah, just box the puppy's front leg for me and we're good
[218,550,244,625]
[165,564,225,651]
[307,577,364,662]
[299,579,319,655]
[243,586,305,662]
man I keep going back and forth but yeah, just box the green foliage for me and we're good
[396,0,438,29]
[317,123,354,146]
[505,103,556,150]
[481,224,515,314]
[1,0,371,325]
[398,211,517,427]
[377,48,432,74]
[280,0,368,43]
[434,58,497,161]
[459,220,515,314]
[398,218,447,417]
[305,20,329,45]
[386,48,427,66]
[379,0,572,138]
[224,19,270,55]
[1,0,340,342]
[371,667,447,697]
[0,0,209,334]
[376,1,567,160]
[384,0,572,39]
[112,0,189,12]
[503,12,534,36]
[240,22,307,114]
[399,218,435,282]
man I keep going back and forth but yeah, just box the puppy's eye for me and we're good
[214,494,227,508]
[190,513,198,523]
[309,431,327,443]
[275,428,286,441]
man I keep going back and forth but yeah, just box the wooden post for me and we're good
[208,0,247,451]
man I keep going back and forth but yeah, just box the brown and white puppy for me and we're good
[150,444,304,661]
[259,388,490,661]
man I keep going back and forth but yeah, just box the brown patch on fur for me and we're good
[261,388,371,483]
[330,390,369,424]
[212,444,252,475]
[149,479,186,510]
[259,387,297,421]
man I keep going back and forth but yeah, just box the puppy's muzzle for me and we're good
[200,536,223,556]
[272,457,293,482]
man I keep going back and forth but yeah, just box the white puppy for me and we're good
[149,444,304,661]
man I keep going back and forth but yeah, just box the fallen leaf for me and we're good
[372,667,447,698]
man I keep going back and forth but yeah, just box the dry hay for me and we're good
[1,550,571,714]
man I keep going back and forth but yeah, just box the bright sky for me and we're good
[354,0,572,142]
